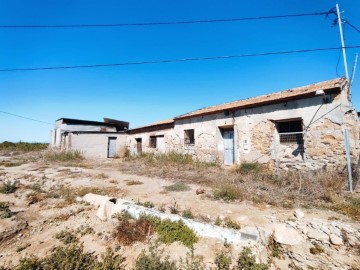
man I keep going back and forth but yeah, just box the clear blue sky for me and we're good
[1,0,360,142]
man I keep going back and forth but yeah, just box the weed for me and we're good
[31,182,44,193]
[224,217,241,230]
[182,208,194,219]
[0,141,48,152]
[15,243,125,270]
[76,186,125,197]
[26,192,46,204]
[237,162,262,174]
[134,243,177,270]
[112,210,133,221]
[215,216,222,226]
[180,248,206,270]
[267,234,283,259]
[0,180,18,194]
[0,201,13,219]
[236,247,269,270]
[332,197,360,221]
[213,183,242,202]
[16,243,31,253]
[95,173,109,179]
[165,182,191,192]
[158,205,166,213]
[55,230,78,245]
[114,219,155,245]
[76,225,95,236]
[1,162,24,167]
[215,250,232,270]
[143,201,155,208]
[169,200,180,214]
[126,180,144,185]
[43,150,83,162]
[310,243,324,255]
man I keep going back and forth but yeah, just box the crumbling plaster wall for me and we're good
[126,128,174,155]
[171,93,358,169]
[69,133,126,159]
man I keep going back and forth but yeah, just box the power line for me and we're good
[0,110,53,125]
[1,45,359,72]
[0,11,334,28]
[345,20,360,33]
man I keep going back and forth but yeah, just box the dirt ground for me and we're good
[0,153,359,269]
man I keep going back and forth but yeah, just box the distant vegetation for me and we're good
[0,141,48,152]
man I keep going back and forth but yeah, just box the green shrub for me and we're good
[169,200,180,214]
[112,210,133,221]
[134,244,177,270]
[15,243,125,270]
[267,234,283,259]
[0,180,18,194]
[0,201,13,219]
[31,183,44,193]
[236,247,268,270]
[165,182,191,192]
[143,201,155,208]
[214,250,232,270]
[139,214,198,248]
[310,243,324,255]
[182,209,194,219]
[55,230,78,245]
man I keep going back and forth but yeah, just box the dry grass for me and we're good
[126,180,144,186]
[42,150,83,162]
[0,141,48,152]
[114,219,155,245]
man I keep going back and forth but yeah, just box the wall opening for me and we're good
[184,129,195,145]
[276,119,304,144]
[107,137,117,158]
[135,138,142,154]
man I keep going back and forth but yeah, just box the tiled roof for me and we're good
[175,77,347,120]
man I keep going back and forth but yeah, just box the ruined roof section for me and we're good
[175,77,347,120]
[127,119,174,134]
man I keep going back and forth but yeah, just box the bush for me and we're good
[55,230,78,245]
[134,244,177,270]
[126,180,143,186]
[213,183,242,202]
[224,217,241,230]
[182,209,194,219]
[26,192,46,205]
[236,247,268,270]
[310,243,324,255]
[139,214,198,248]
[0,201,13,219]
[114,219,155,245]
[214,250,232,270]
[0,180,18,194]
[15,243,125,270]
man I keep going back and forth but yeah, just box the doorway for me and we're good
[107,137,117,158]
[222,129,234,165]
[136,138,142,154]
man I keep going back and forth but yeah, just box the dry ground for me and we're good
[0,150,359,269]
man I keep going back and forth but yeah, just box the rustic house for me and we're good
[51,77,359,170]
[126,77,360,170]
[51,118,129,158]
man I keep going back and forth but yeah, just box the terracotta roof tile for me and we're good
[175,77,347,120]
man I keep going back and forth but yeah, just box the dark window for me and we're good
[149,136,157,148]
[277,119,304,144]
[184,129,195,145]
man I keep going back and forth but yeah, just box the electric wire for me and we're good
[345,20,360,33]
[0,110,53,125]
[1,45,359,72]
[0,11,334,28]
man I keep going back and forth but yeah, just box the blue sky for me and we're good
[1,0,360,142]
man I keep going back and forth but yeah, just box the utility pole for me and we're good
[336,3,349,80]
[350,53,358,90]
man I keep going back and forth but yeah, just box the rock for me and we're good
[195,188,205,195]
[274,223,303,246]
[294,209,305,219]
[307,229,329,243]
[329,234,343,245]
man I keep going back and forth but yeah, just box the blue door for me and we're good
[223,130,234,165]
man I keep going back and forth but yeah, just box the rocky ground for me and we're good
[0,152,359,269]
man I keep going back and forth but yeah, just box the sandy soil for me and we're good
[0,154,359,269]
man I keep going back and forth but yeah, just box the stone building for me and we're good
[51,77,360,170]
[126,77,359,170]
